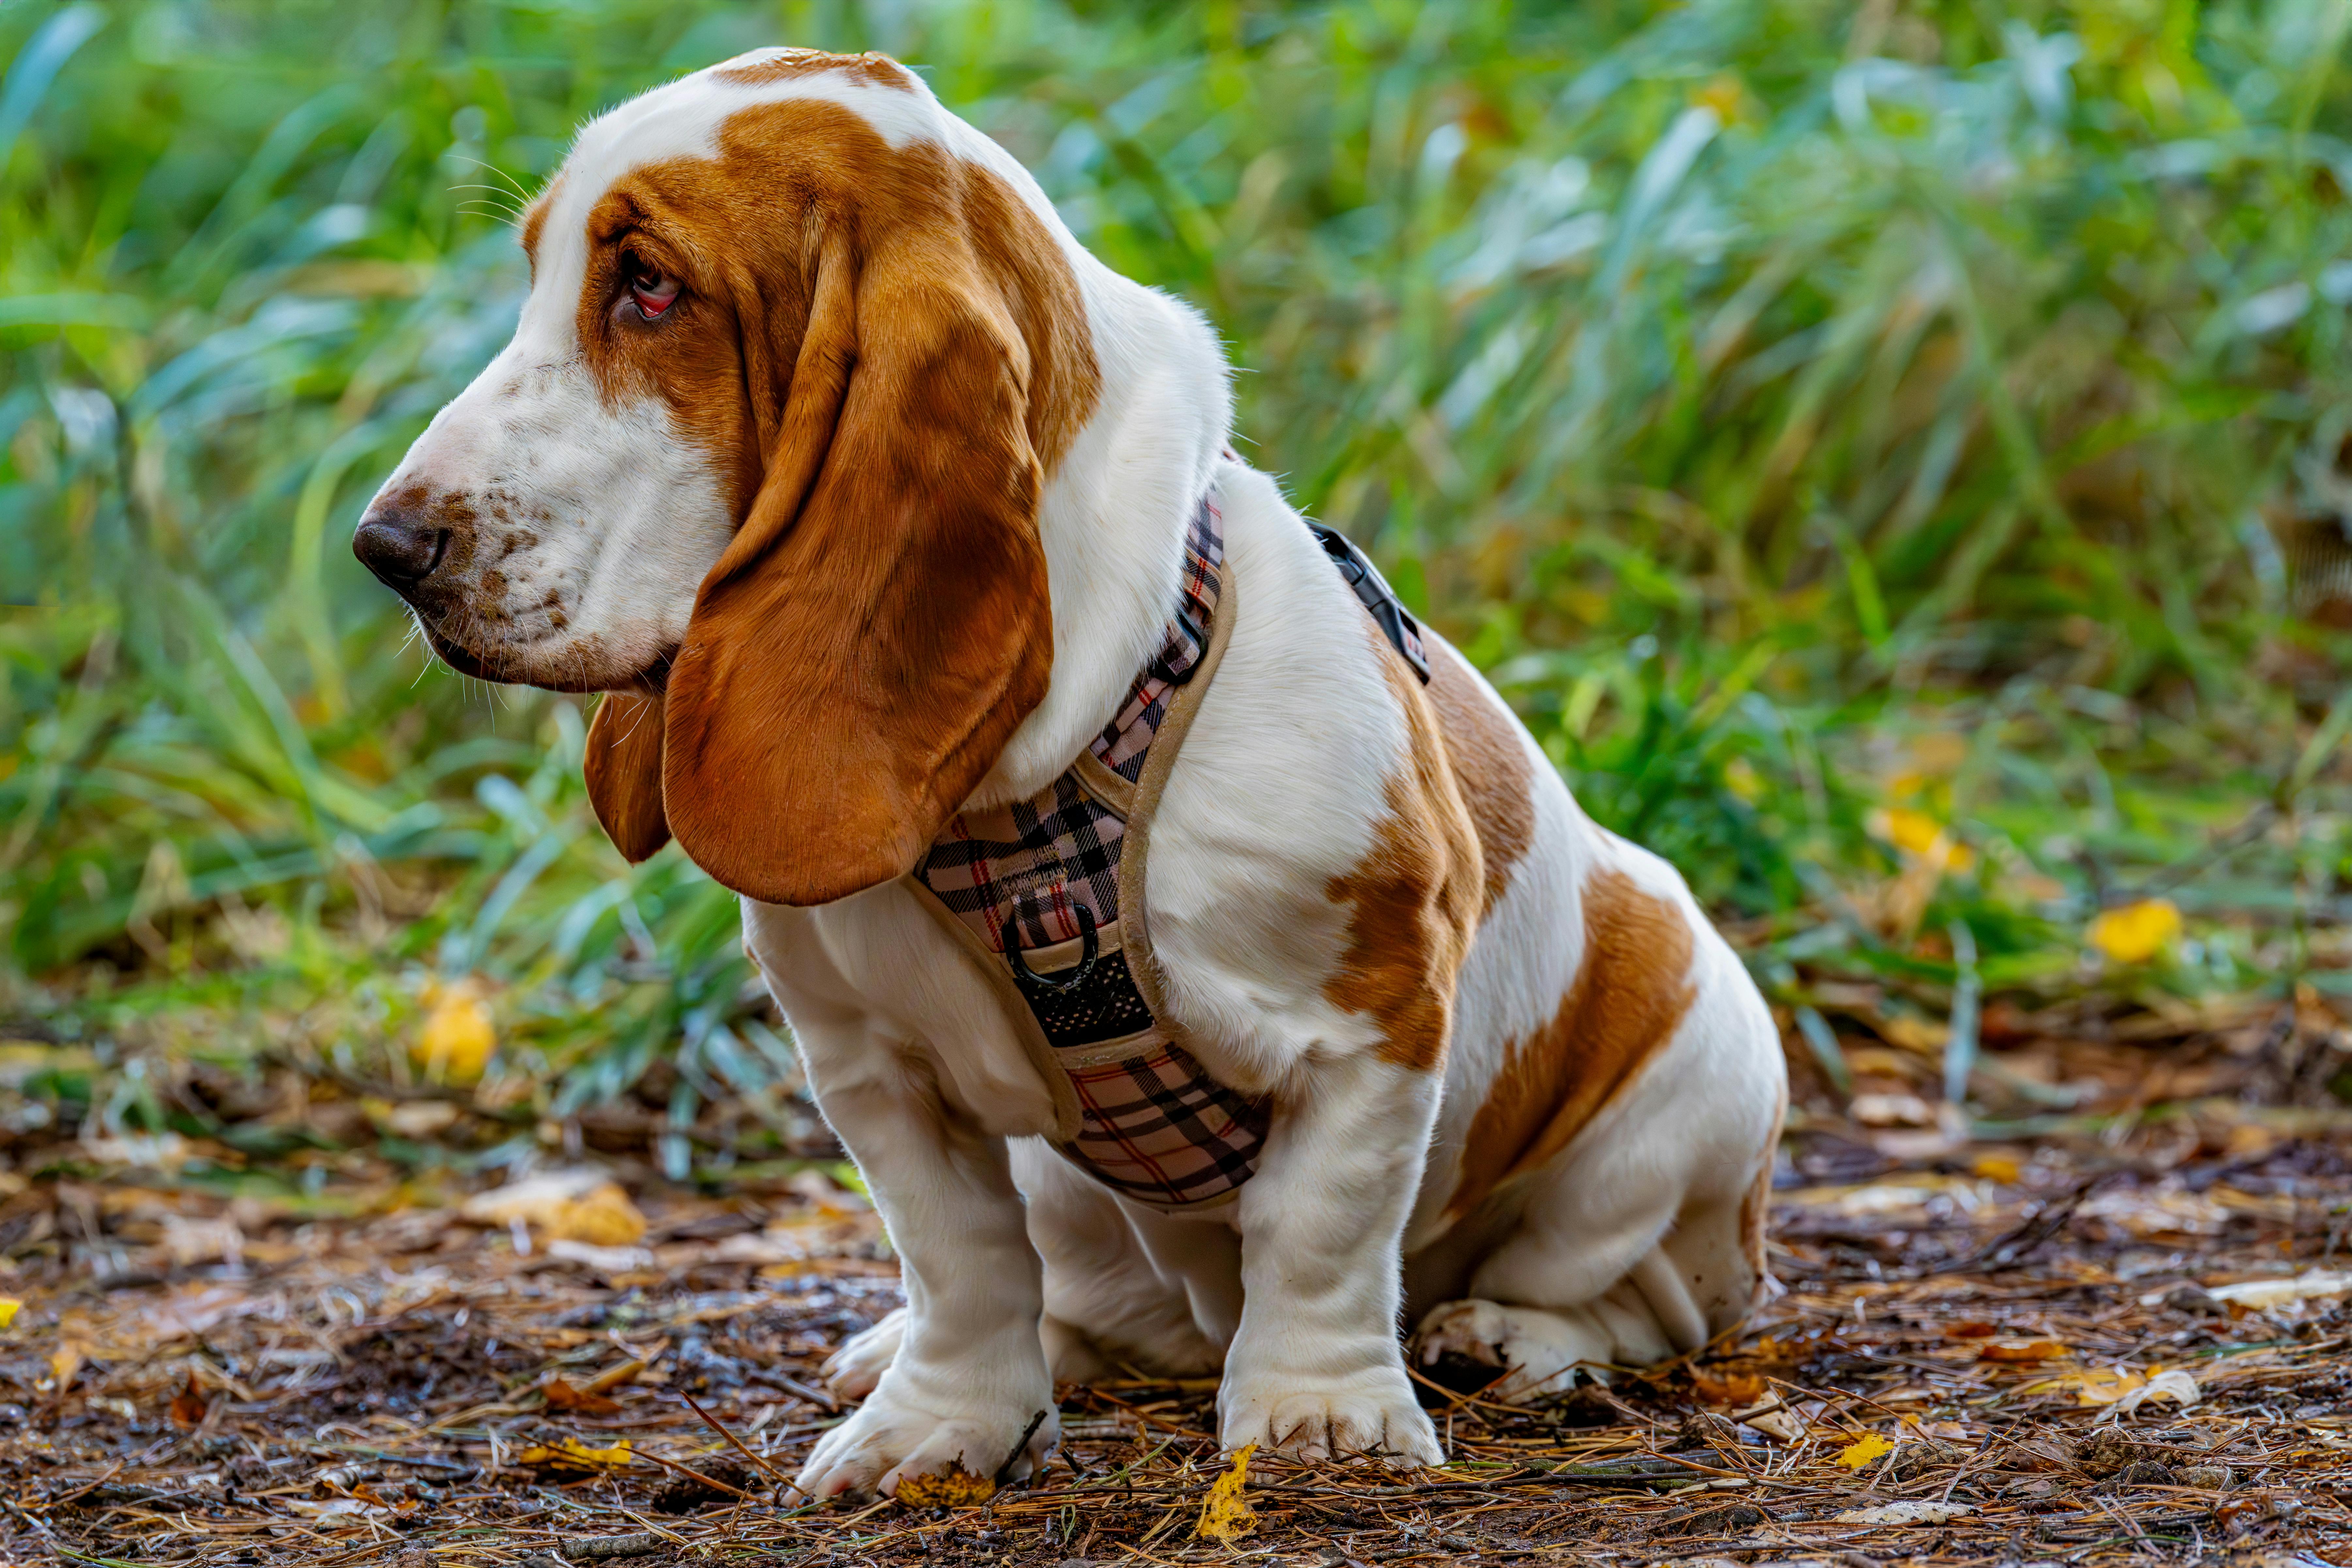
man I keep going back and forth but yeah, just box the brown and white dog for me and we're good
[354,48,1787,1498]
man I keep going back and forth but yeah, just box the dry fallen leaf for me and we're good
[1196,1444,1258,1541]
[46,1340,84,1394]
[1834,1500,1975,1525]
[541,1376,621,1416]
[1691,1370,1766,1407]
[2205,1271,2352,1310]
[581,1357,648,1396]
[516,1437,634,1474]
[291,1497,390,1521]
[1733,1400,1804,1442]
[894,1461,997,1509]
[2088,899,2181,964]
[2020,1366,2147,1406]
[2099,1368,2200,1422]
[169,1371,211,1428]
[1835,1433,1894,1470]
[546,1238,658,1273]
[460,1170,647,1247]
[1979,1339,2070,1363]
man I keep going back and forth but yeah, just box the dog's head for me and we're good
[355,49,1098,906]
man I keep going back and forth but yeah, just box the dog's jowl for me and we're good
[355,47,1788,1500]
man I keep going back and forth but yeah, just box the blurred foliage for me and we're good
[8,0,2352,1175]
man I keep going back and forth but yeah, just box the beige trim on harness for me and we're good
[899,552,1237,1147]
[1109,560,1236,1052]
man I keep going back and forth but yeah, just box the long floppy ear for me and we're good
[584,692,671,863]
[654,194,1058,907]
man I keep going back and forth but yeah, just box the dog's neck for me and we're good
[952,139,1233,809]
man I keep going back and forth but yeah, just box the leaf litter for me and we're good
[1,1102,2349,1566]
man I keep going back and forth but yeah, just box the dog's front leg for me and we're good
[1220,1051,1445,1465]
[790,1033,1055,1500]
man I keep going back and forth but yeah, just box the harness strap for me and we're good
[899,474,1417,1211]
[1114,524,1237,1054]
[904,490,1259,1210]
[1307,521,1430,683]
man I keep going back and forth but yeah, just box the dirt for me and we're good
[2,1107,2350,1567]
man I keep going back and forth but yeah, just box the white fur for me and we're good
[369,49,1786,1499]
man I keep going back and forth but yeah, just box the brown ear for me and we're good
[656,184,1060,907]
[584,692,671,862]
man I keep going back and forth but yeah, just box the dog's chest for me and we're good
[904,494,1269,1213]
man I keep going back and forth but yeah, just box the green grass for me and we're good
[8,0,2352,1171]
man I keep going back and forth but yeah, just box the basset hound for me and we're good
[354,47,1787,1498]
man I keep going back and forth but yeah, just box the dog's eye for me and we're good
[627,264,680,319]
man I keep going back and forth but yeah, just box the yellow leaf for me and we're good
[894,1462,997,1509]
[1835,1433,1894,1471]
[2019,1367,2146,1406]
[1868,808,1975,872]
[1969,1153,2022,1184]
[460,1172,648,1247]
[1196,1443,1258,1542]
[2088,900,2182,964]
[1691,73,1745,123]
[516,1437,633,1472]
[0,1296,19,1329]
[413,980,496,1085]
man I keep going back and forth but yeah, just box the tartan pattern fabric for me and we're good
[1091,494,1225,783]
[914,491,1265,1209]
[1061,1043,1271,1203]
[914,494,1224,955]
[917,771,1123,951]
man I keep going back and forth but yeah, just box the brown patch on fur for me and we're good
[520,175,562,274]
[1323,641,1483,1072]
[712,48,915,91]
[1443,869,1697,1221]
[546,86,1099,903]
[1426,641,1534,918]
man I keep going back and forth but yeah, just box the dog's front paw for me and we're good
[794,1384,1057,1501]
[821,1305,906,1400]
[1219,1365,1441,1467]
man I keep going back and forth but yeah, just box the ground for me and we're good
[2,1101,2350,1568]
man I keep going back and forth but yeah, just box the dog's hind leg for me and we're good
[1409,953,1784,1402]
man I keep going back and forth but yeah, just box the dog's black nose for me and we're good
[353,510,447,585]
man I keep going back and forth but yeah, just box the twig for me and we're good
[630,1447,761,1503]
[39,1461,127,1510]
[992,1409,1050,1486]
[679,1389,799,1499]
[562,1531,666,1560]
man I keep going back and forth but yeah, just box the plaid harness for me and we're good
[910,492,1269,1211]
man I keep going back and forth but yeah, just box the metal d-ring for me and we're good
[1002,903,1100,995]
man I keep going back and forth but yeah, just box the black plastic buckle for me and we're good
[1306,522,1432,684]
[1003,903,1101,996]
